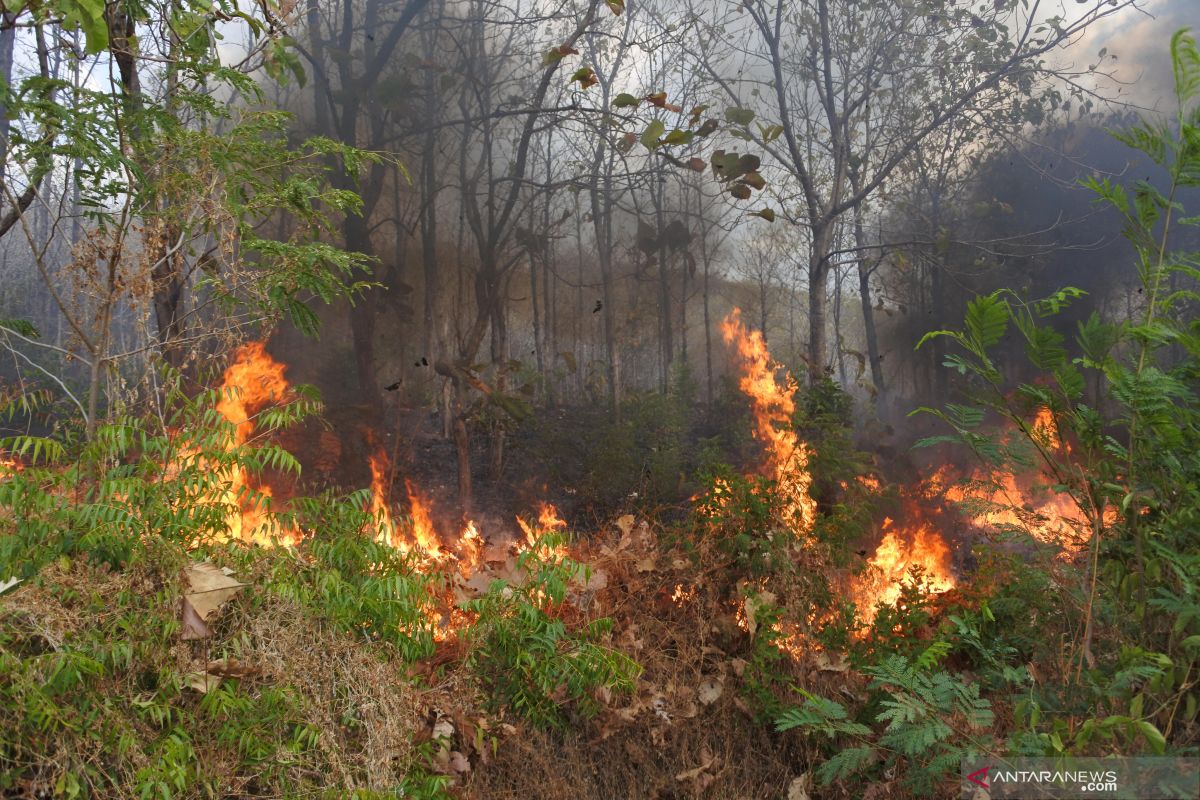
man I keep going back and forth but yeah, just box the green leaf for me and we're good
[0,318,41,338]
[612,93,641,109]
[640,119,665,150]
[965,292,1009,350]
[57,0,109,54]
[661,128,693,146]
[724,106,756,126]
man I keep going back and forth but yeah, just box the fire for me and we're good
[213,342,297,545]
[404,479,446,558]
[516,502,568,558]
[1031,406,1063,452]
[941,468,1091,552]
[368,446,397,545]
[365,443,449,560]
[458,519,483,576]
[929,408,1098,554]
[0,452,21,479]
[719,309,816,533]
[718,309,957,619]
[216,342,290,449]
[853,508,955,614]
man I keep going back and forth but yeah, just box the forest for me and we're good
[0,0,1198,795]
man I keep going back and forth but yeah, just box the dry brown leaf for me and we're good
[742,589,776,636]
[635,556,656,573]
[205,658,261,679]
[583,568,609,591]
[697,679,724,705]
[184,562,246,621]
[816,651,849,672]
[184,671,221,693]
[432,714,455,742]
[615,514,635,537]
[730,658,748,678]
[180,597,212,641]
[788,773,813,800]
[675,750,717,782]
[461,571,495,597]
[615,705,640,722]
[447,751,471,774]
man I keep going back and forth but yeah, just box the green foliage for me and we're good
[0,383,448,795]
[463,529,640,730]
[777,644,993,794]
[910,27,1200,763]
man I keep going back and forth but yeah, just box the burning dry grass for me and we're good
[0,323,1099,798]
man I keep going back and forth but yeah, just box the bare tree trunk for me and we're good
[854,206,886,404]
[0,13,15,185]
[808,221,834,381]
[679,251,688,366]
[702,246,713,405]
[653,182,673,391]
[420,66,439,361]
[345,210,381,402]
[833,264,848,387]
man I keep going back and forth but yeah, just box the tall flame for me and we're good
[404,479,446,558]
[368,446,397,546]
[213,342,296,544]
[719,309,816,533]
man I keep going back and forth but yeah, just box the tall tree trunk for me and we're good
[702,245,713,405]
[590,144,620,419]
[653,189,673,392]
[857,261,885,398]
[0,13,16,185]
[833,264,848,387]
[679,251,688,366]
[807,221,834,381]
[420,79,439,361]
[344,210,381,402]
[488,283,507,479]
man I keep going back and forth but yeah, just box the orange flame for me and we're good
[368,446,397,546]
[929,408,1100,554]
[516,502,568,558]
[853,507,955,614]
[0,452,21,479]
[719,309,816,533]
[213,342,298,545]
[941,468,1091,552]
[458,519,484,576]
[718,309,956,618]
[404,479,446,558]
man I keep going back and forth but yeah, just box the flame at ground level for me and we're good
[852,508,956,614]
